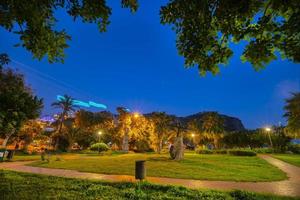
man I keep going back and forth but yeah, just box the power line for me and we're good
[11,59,107,105]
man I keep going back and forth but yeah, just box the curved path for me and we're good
[1,155,300,197]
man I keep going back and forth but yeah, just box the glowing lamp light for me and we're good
[98,131,102,135]
[191,134,195,138]
[265,127,271,132]
[133,112,140,118]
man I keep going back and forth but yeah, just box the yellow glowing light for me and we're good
[133,112,140,118]
[98,131,103,135]
[191,134,195,137]
[265,127,271,132]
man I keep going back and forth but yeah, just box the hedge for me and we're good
[227,150,257,156]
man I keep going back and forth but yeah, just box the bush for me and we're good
[90,143,109,153]
[213,149,227,154]
[252,148,274,154]
[196,148,213,154]
[288,144,300,154]
[228,149,256,156]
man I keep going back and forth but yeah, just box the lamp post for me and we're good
[133,112,140,119]
[97,131,102,153]
[265,127,273,148]
[191,133,195,149]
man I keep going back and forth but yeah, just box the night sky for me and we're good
[1,1,299,129]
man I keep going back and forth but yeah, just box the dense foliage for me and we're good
[284,92,300,138]
[1,1,299,75]
[161,0,300,75]
[0,66,43,147]
[0,1,138,63]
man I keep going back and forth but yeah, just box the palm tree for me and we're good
[148,112,172,153]
[51,95,76,149]
[284,92,300,138]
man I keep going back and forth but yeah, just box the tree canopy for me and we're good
[1,1,299,75]
[284,92,300,137]
[161,0,300,75]
[0,66,43,146]
[0,0,138,63]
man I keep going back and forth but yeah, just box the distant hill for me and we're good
[179,112,245,132]
[145,111,245,132]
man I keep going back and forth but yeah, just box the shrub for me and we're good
[196,148,213,154]
[90,143,109,153]
[288,144,300,154]
[228,149,256,156]
[252,148,274,154]
[213,149,227,154]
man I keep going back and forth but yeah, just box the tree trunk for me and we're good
[55,115,64,150]
[174,135,184,161]
[68,139,74,151]
[213,138,219,149]
[122,129,129,152]
[157,139,163,154]
[1,130,15,148]
[1,135,10,147]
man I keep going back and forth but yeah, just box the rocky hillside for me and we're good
[180,112,245,132]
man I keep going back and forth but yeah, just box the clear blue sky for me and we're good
[1,1,299,129]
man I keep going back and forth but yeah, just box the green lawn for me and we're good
[0,170,296,200]
[13,154,40,161]
[272,154,300,167]
[28,153,287,182]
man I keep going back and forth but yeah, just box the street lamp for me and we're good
[97,131,103,153]
[264,127,273,148]
[265,127,271,132]
[191,133,195,149]
[133,112,140,118]
[98,131,102,142]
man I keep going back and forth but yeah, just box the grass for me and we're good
[28,152,287,182]
[0,170,296,200]
[272,154,300,167]
[13,154,40,161]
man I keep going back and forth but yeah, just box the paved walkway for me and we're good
[1,155,300,197]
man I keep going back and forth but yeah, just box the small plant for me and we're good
[90,143,109,153]
[195,148,213,154]
[228,149,257,156]
[213,149,227,154]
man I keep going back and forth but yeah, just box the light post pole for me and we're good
[191,133,195,149]
[265,127,273,148]
[97,131,102,153]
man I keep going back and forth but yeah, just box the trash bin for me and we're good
[0,149,6,162]
[6,150,14,161]
[135,160,146,180]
